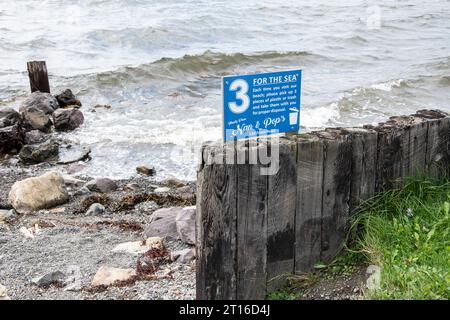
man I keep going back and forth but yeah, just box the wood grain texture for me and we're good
[318,130,352,263]
[196,142,237,300]
[369,122,405,192]
[295,134,324,273]
[266,137,297,291]
[343,128,377,214]
[423,116,450,178]
[236,140,268,299]
[27,61,50,93]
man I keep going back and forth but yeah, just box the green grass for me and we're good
[267,176,450,300]
[350,176,450,299]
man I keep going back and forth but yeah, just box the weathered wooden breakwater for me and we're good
[196,109,450,300]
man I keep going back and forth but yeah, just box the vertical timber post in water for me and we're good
[27,61,50,93]
[196,110,450,300]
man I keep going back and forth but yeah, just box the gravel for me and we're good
[0,158,196,300]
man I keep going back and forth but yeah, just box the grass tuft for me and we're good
[351,176,450,299]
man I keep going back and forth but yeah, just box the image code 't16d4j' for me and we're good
[222,69,302,141]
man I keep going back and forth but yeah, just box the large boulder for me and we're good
[19,140,59,164]
[9,171,69,214]
[20,92,59,115]
[85,178,117,193]
[143,207,182,239]
[55,89,82,108]
[175,206,196,245]
[21,106,52,132]
[53,108,84,131]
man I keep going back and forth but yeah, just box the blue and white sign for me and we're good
[222,69,302,141]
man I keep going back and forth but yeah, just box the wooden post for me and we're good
[27,61,50,93]
[266,137,297,291]
[236,139,268,299]
[295,134,324,272]
[317,129,352,263]
[342,128,377,214]
[196,142,237,300]
[415,110,450,178]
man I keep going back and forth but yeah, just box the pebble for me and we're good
[0,209,17,222]
[31,271,65,287]
[124,182,140,192]
[112,237,164,255]
[91,266,136,287]
[0,284,10,300]
[85,203,105,216]
[136,165,155,176]
[154,187,170,193]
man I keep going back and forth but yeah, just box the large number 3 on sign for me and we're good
[228,79,250,114]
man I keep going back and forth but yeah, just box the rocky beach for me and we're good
[0,89,197,300]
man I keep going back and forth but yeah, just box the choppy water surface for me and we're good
[1,0,449,180]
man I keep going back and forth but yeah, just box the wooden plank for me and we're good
[266,137,297,291]
[343,128,377,214]
[318,130,352,263]
[367,122,405,192]
[27,61,50,93]
[295,134,324,273]
[406,116,428,177]
[196,142,237,300]
[236,140,267,300]
[422,115,450,178]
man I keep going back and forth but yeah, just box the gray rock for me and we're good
[25,130,49,145]
[0,209,17,222]
[0,123,25,154]
[73,186,91,197]
[63,175,86,188]
[55,89,82,108]
[136,165,155,176]
[31,271,65,287]
[161,177,186,188]
[171,248,195,264]
[93,104,111,109]
[124,182,140,192]
[20,92,59,115]
[0,108,21,128]
[175,206,196,245]
[85,203,105,216]
[143,207,183,239]
[53,108,84,132]
[57,145,91,164]
[22,106,52,132]
[366,265,381,290]
[19,140,59,164]
[85,178,117,193]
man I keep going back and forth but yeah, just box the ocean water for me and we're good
[0,0,449,180]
